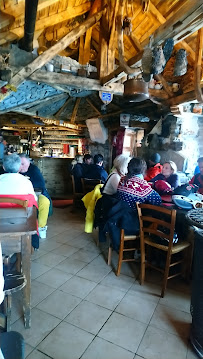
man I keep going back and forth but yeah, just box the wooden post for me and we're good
[194,28,203,103]
[71,98,81,123]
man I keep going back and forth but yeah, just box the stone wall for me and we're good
[33,157,72,197]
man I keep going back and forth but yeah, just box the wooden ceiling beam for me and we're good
[70,98,81,123]
[102,0,203,85]
[165,83,203,106]
[149,1,196,65]
[29,70,124,94]
[0,6,106,103]
[83,0,102,65]
[86,98,101,115]
[194,28,203,103]
[54,97,72,118]
[99,0,108,80]
[8,2,91,39]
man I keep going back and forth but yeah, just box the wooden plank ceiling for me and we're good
[0,0,203,128]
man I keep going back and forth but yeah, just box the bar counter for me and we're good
[32,156,73,197]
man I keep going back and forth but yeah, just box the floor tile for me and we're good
[56,257,87,274]
[37,289,81,319]
[99,312,146,353]
[37,321,94,359]
[53,230,82,244]
[69,249,99,263]
[60,276,97,299]
[150,303,191,338]
[34,252,66,268]
[101,272,135,292]
[36,268,73,289]
[137,325,188,359]
[116,292,157,324]
[81,337,134,359]
[129,281,161,303]
[77,263,111,282]
[83,242,101,254]
[31,281,55,307]
[86,284,125,310]
[12,308,60,347]
[65,300,112,334]
[31,262,50,280]
[67,237,91,249]
[51,244,79,257]
[25,343,34,358]
[160,288,190,313]
[88,254,107,268]
[39,239,62,252]
[27,349,51,359]
[31,249,47,261]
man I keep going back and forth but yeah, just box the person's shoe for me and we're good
[38,226,47,239]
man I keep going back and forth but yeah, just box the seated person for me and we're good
[149,161,181,190]
[71,155,84,193]
[98,158,161,251]
[83,154,93,165]
[117,157,162,210]
[144,152,162,181]
[19,153,51,239]
[0,154,37,200]
[190,157,203,194]
[84,154,108,183]
[103,154,130,196]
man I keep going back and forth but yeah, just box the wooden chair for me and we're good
[108,229,140,276]
[137,203,192,298]
[71,175,84,208]
[81,178,102,194]
[0,197,33,330]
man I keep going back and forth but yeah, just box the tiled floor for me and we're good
[10,207,198,359]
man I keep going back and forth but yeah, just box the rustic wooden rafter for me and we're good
[86,98,101,115]
[29,71,124,94]
[194,28,203,103]
[54,97,72,118]
[102,0,203,85]
[83,0,102,64]
[148,1,196,65]
[70,98,81,123]
[0,6,106,103]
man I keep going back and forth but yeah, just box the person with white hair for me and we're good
[102,154,130,195]
[0,154,36,199]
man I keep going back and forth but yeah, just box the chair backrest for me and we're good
[71,175,76,195]
[81,178,102,194]
[136,203,176,249]
[0,197,28,208]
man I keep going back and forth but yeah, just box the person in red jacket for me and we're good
[189,157,203,194]
[144,153,162,181]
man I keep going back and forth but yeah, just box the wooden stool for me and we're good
[108,229,140,276]
[3,271,26,332]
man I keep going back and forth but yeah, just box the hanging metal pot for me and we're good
[124,79,149,102]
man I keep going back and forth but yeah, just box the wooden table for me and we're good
[0,206,37,329]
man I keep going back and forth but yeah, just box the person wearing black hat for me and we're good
[144,153,162,181]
